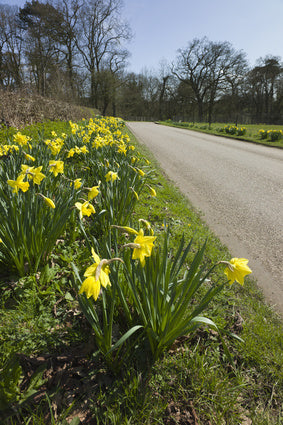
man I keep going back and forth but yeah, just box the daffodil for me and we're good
[21,165,46,185]
[80,145,89,154]
[49,142,62,155]
[32,167,46,185]
[24,153,35,162]
[79,250,111,300]
[49,160,64,176]
[146,185,156,197]
[13,132,30,146]
[67,148,75,158]
[117,145,127,155]
[79,249,123,301]
[136,168,145,177]
[223,258,252,285]
[132,229,156,266]
[87,185,100,200]
[105,171,118,182]
[75,201,95,219]
[7,175,29,194]
[111,225,139,235]
[130,187,139,200]
[20,165,34,179]
[122,228,156,267]
[73,178,82,189]
[37,193,55,208]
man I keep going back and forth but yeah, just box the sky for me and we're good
[4,0,283,74]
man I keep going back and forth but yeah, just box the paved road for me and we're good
[126,122,283,315]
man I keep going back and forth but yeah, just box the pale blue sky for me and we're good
[4,0,283,73]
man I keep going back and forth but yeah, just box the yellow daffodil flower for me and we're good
[136,168,145,177]
[31,166,46,185]
[79,249,111,300]
[44,197,55,209]
[223,258,252,285]
[7,175,30,194]
[111,225,139,235]
[147,185,156,197]
[49,160,64,176]
[130,187,139,200]
[105,171,118,182]
[48,142,62,155]
[13,132,30,146]
[67,148,75,158]
[75,201,95,219]
[124,228,156,267]
[117,145,127,155]
[88,185,100,200]
[20,164,34,179]
[80,145,89,154]
[79,249,123,301]
[24,153,35,162]
[20,165,45,185]
[73,178,82,189]
[37,193,55,209]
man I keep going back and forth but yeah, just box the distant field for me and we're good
[159,121,283,148]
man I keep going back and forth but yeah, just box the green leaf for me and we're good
[107,325,143,355]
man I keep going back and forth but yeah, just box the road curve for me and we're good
[126,122,283,315]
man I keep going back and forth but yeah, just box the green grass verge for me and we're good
[0,121,282,425]
[159,121,283,148]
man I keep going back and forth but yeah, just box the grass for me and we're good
[159,120,283,148]
[0,120,282,425]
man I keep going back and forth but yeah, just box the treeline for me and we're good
[0,0,282,124]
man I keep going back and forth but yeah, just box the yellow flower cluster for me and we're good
[258,129,282,141]
[0,144,19,156]
[67,145,89,157]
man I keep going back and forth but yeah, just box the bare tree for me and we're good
[173,37,248,124]
[0,4,24,88]
[76,0,131,109]
[50,0,83,96]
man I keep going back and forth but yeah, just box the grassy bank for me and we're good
[0,119,282,425]
[0,89,99,129]
[159,120,283,148]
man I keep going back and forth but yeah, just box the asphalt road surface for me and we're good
[126,122,283,316]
